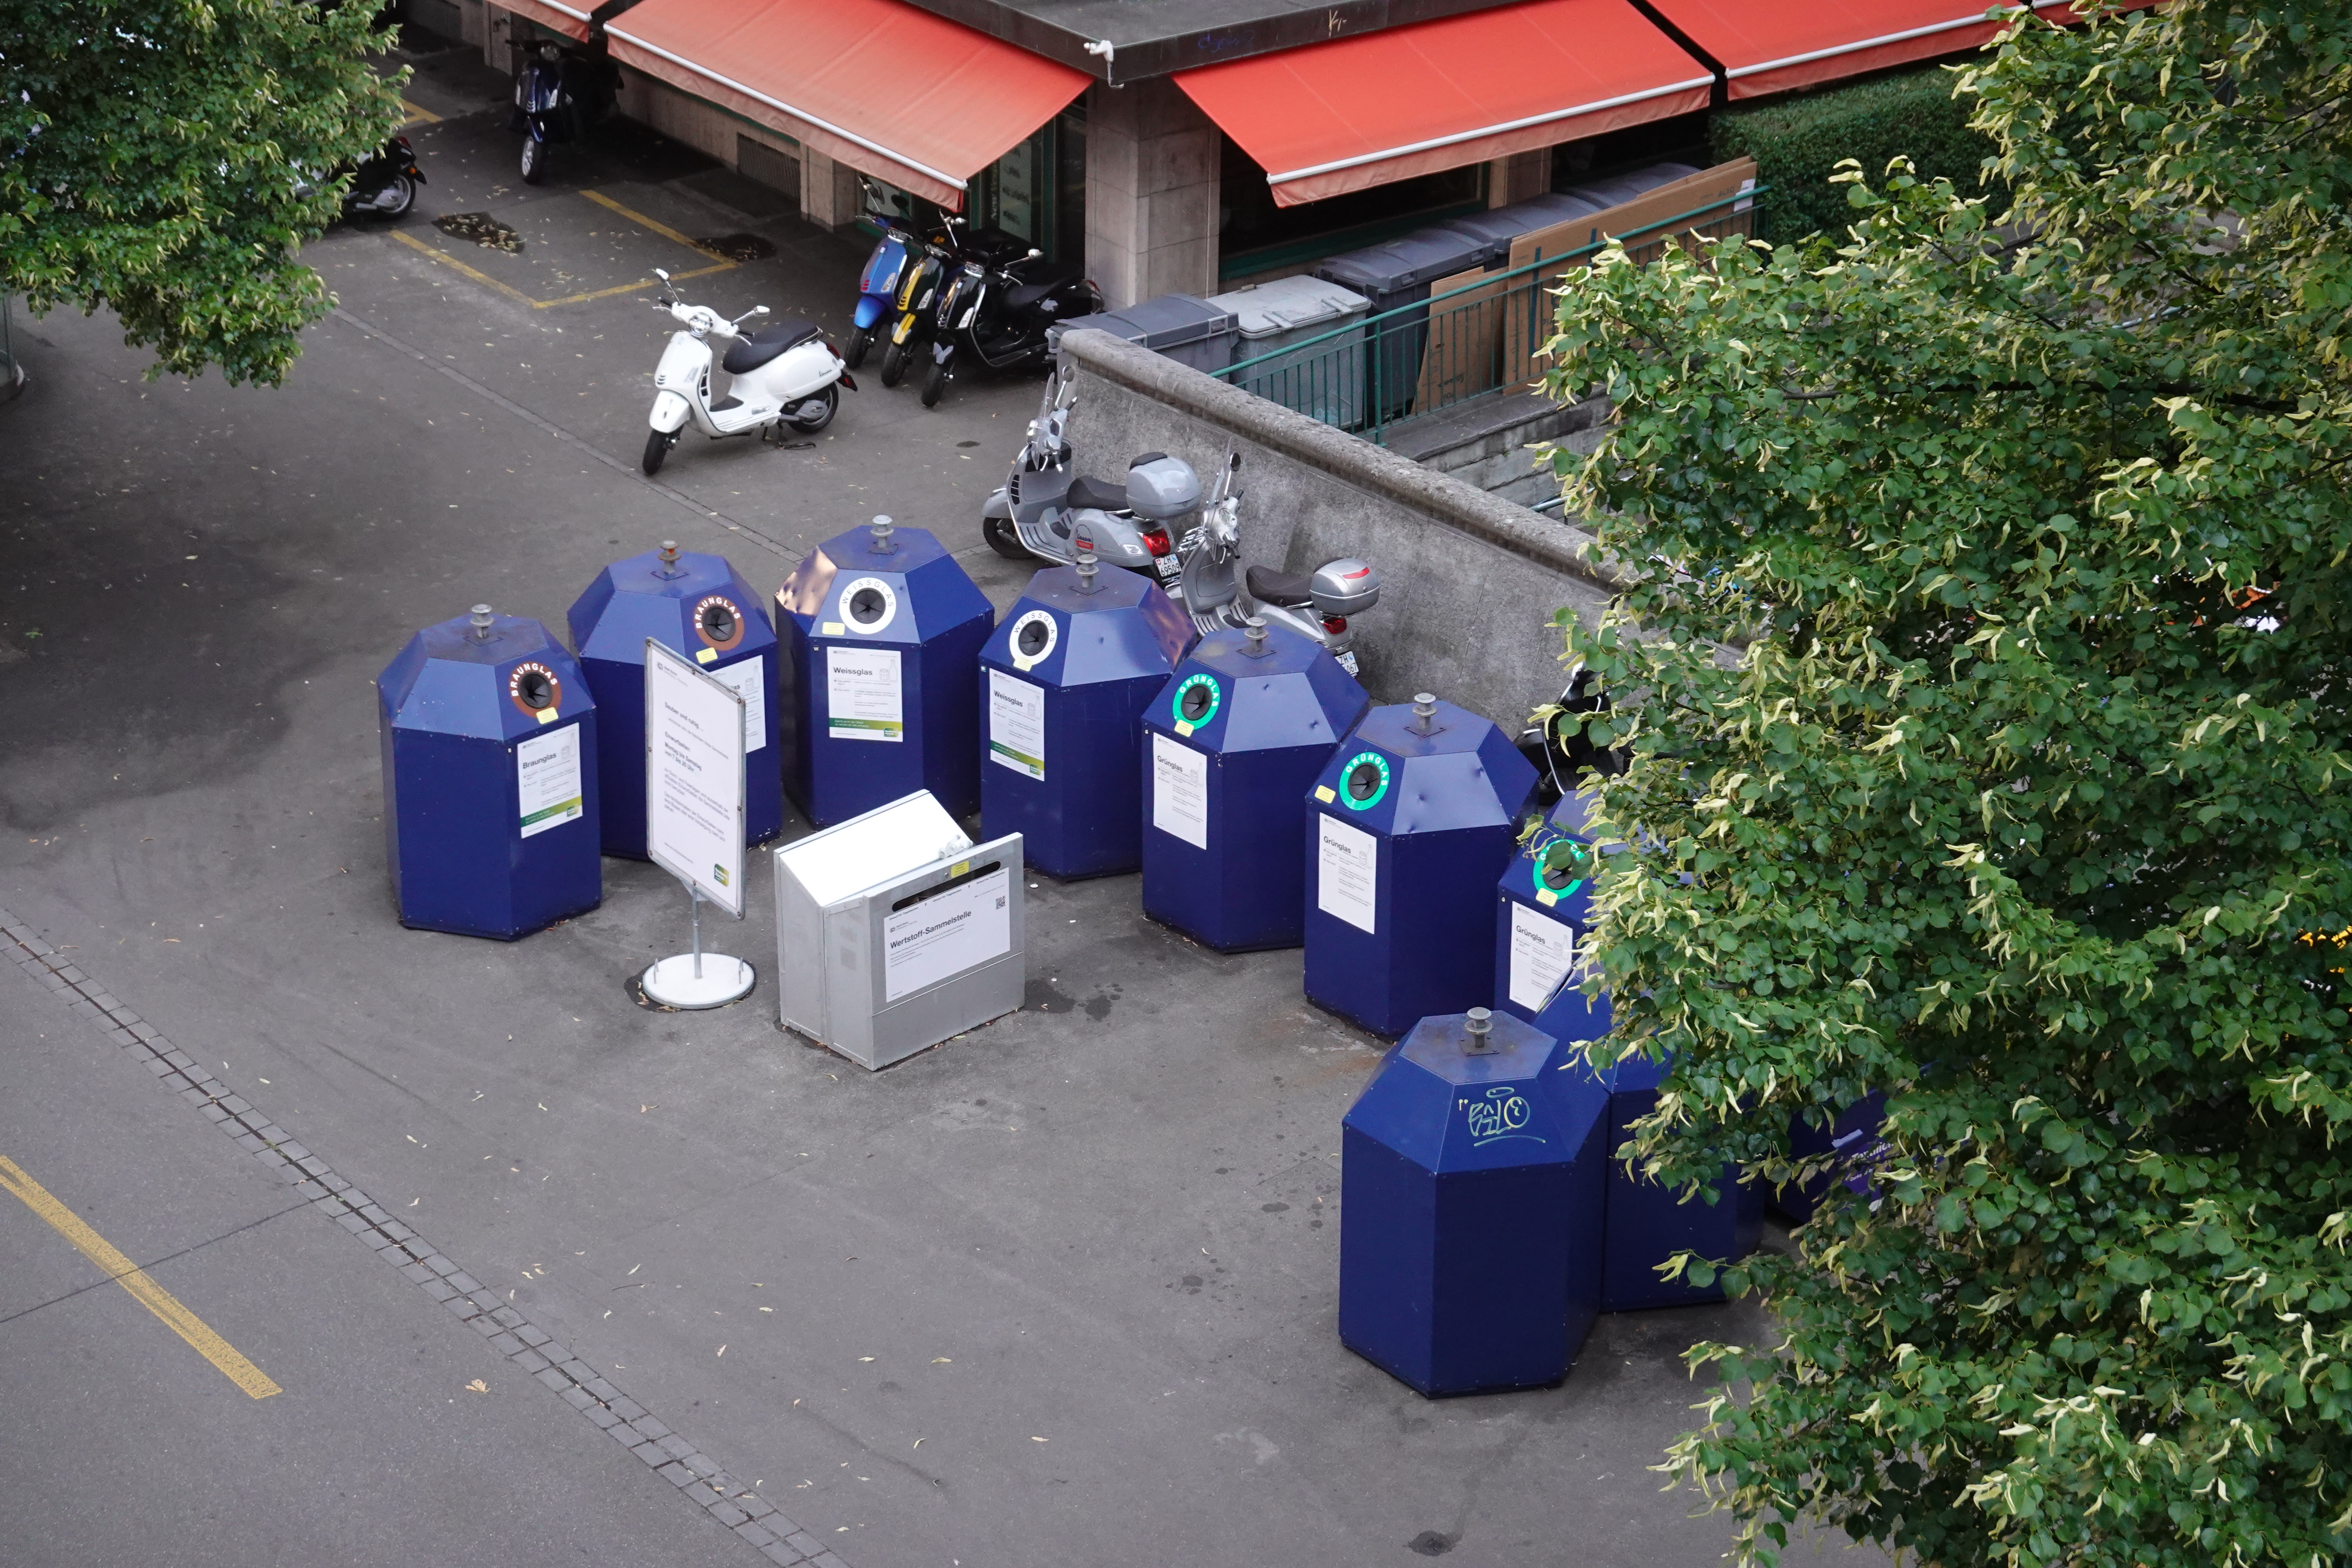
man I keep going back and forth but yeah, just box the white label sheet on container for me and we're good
[1508,899,1579,1014]
[711,654,767,751]
[646,640,746,916]
[516,725,583,839]
[827,646,902,741]
[1317,813,1378,933]
[1150,732,1209,849]
[987,668,1046,780]
[883,865,1010,1002]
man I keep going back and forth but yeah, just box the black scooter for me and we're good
[297,135,427,220]
[881,219,1026,388]
[1517,668,1625,808]
[920,250,1100,408]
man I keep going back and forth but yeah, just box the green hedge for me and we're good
[1710,68,2002,245]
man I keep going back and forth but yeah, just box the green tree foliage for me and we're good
[1540,4,2352,1564]
[0,0,404,385]
[1709,67,2002,246]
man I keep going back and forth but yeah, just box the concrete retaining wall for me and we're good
[1056,328,1625,731]
[1387,392,1611,510]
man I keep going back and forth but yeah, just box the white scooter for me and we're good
[642,268,854,476]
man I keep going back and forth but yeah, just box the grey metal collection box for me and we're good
[773,790,1025,1071]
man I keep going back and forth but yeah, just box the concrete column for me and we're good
[481,2,511,69]
[799,150,862,233]
[1486,149,1550,208]
[1084,80,1220,309]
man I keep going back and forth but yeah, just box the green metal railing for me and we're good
[1213,186,1764,445]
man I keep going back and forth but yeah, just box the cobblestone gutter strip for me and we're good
[0,905,848,1568]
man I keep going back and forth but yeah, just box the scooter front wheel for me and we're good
[642,429,673,475]
[520,135,547,185]
[843,327,873,372]
[920,357,947,409]
[879,340,908,389]
[981,512,1030,560]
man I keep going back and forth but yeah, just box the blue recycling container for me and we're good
[1493,789,1611,1045]
[775,518,995,827]
[1303,696,1537,1036]
[1140,622,1368,951]
[1773,1092,1889,1225]
[1491,793,1761,1308]
[567,545,781,858]
[377,607,601,940]
[1339,1009,1606,1396]
[979,562,1193,879]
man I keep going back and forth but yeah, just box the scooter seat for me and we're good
[1005,262,1084,312]
[1246,565,1317,607]
[722,318,822,374]
[1065,475,1129,514]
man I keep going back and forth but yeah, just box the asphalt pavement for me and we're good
[0,40,1881,1568]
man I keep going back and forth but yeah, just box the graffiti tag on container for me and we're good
[1462,1085,1542,1147]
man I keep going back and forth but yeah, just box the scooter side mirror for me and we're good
[753,305,769,315]
[1026,248,1043,260]
[653,268,671,282]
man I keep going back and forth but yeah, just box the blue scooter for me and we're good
[848,227,913,372]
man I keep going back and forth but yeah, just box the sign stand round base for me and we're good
[642,952,754,1009]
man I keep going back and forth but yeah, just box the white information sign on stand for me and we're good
[642,639,753,1008]
[1508,900,1578,1013]
[1150,732,1209,849]
[1317,813,1379,933]
[987,669,1046,780]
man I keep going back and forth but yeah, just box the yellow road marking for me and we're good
[579,188,737,265]
[532,261,733,309]
[389,227,538,305]
[0,1154,280,1400]
[389,196,737,309]
[400,99,442,126]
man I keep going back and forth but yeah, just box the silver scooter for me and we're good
[979,371,1187,590]
[1168,452,1379,676]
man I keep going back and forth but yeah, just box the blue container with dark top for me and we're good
[1140,621,1367,951]
[567,543,781,858]
[775,518,994,827]
[377,606,601,940]
[980,560,1193,879]
[1491,791,1761,1309]
[1340,1008,1607,1396]
[1493,789,1611,1045]
[1304,695,1537,1037]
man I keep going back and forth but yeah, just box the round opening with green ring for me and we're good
[508,662,560,714]
[1536,836,1592,896]
[1173,672,1220,726]
[695,594,743,651]
[1341,750,1390,809]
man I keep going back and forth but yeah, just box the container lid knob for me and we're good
[1242,616,1271,657]
[870,515,896,553]
[655,539,683,579]
[1075,549,1101,593]
[1462,1007,1495,1054]
[1412,692,1439,734]
[468,604,495,642]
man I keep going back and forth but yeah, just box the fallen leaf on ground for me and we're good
[464,1379,488,1393]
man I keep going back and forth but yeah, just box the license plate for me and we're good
[1335,651,1359,676]
[1153,557,1181,583]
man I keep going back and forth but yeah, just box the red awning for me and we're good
[604,0,1088,210]
[1175,0,1711,208]
[1642,0,2073,100]
[485,0,593,43]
